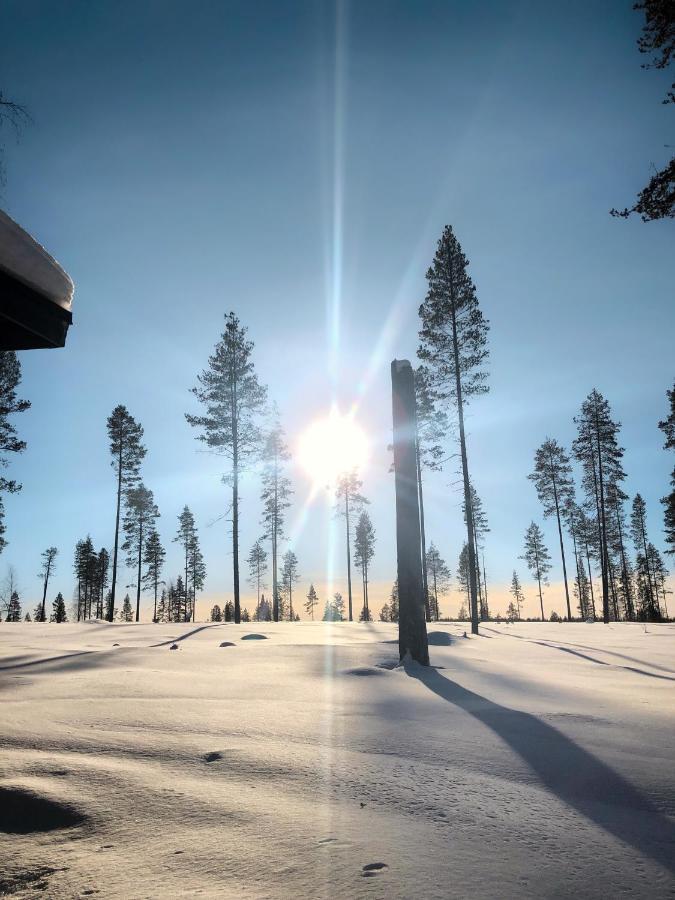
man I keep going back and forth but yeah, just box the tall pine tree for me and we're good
[335,469,368,622]
[281,550,300,621]
[425,542,451,621]
[521,522,552,621]
[142,528,165,622]
[353,510,376,622]
[529,439,575,620]
[659,381,675,556]
[260,418,292,622]
[37,546,58,622]
[123,484,159,622]
[418,226,489,635]
[107,406,146,621]
[187,313,267,624]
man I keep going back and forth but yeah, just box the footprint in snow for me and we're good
[361,863,388,878]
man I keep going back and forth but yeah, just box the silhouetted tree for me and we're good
[281,550,300,621]
[260,418,292,622]
[254,593,271,622]
[210,604,222,622]
[247,539,268,610]
[51,592,67,623]
[418,226,490,635]
[462,482,490,620]
[611,0,675,220]
[425,542,451,621]
[388,579,399,623]
[529,439,574,620]
[0,352,30,554]
[335,470,368,622]
[631,493,661,619]
[353,510,376,622]
[37,546,58,622]
[659,381,675,555]
[188,528,206,622]
[456,543,471,613]
[121,593,133,622]
[6,590,21,621]
[142,529,165,622]
[94,548,110,619]
[573,390,625,624]
[510,570,525,620]
[107,406,146,621]
[174,507,197,621]
[187,313,267,624]
[379,602,391,622]
[123,484,159,622]
[74,536,97,621]
[521,522,551,621]
[304,583,318,620]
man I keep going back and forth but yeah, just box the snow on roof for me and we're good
[0,208,73,310]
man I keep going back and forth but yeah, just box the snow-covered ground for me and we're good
[1,621,674,899]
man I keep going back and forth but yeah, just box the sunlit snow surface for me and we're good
[1,621,674,898]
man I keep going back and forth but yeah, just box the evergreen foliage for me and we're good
[51,592,67,623]
[659,381,675,555]
[335,470,368,622]
[304,583,319,620]
[353,510,375,623]
[425,542,451,621]
[520,522,552,620]
[260,417,292,622]
[187,312,267,624]
[123,484,159,623]
[0,351,30,554]
[418,225,490,635]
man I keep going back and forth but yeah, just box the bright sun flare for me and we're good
[298,410,369,487]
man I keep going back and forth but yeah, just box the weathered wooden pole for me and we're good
[391,359,429,666]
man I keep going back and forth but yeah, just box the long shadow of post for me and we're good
[407,662,675,874]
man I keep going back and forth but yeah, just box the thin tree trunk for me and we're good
[231,372,241,624]
[272,447,279,622]
[110,443,123,621]
[416,445,431,622]
[482,553,489,620]
[450,305,479,635]
[585,544,597,619]
[40,561,51,622]
[345,491,353,621]
[613,499,634,621]
[550,466,572,620]
[472,519,484,620]
[135,517,143,622]
[592,409,610,623]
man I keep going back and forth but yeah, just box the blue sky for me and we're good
[1,0,673,618]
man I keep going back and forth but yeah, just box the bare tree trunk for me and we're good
[449,309,479,635]
[231,375,241,624]
[391,359,429,666]
[550,465,572,620]
[109,443,123,621]
[135,517,143,622]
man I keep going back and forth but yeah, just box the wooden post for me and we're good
[391,359,429,666]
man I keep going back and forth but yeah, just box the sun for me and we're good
[298,409,369,488]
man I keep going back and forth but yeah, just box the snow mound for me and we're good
[427,631,453,646]
[342,666,388,677]
[0,786,85,834]
[169,643,179,650]
[241,633,268,641]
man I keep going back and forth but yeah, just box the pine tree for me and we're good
[121,593,133,622]
[509,571,525,620]
[506,601,519,622]
[647,542,670,618]
[333,592,345,621]
[379,602,391,622]
[414,366,449,620]
[529,439,575,620]
[0,352,30,554]
[247,539,268,610]
[281,550,299,621]
[359,605,372,622]
[242,608,250,622]
[156,588,167,623]
[74,536,97,620]
[254,593,271,622]
[210,604,223,622]
[425,542,451,621]
[173,507,200,621]
[520,522,552,621]
[304,583,318,620]
[659,381,675,556]
[457,543,471,612]
[187,313,267,624]
[462,482,490,620]
[388,579,399,623]
[260,417,292,623]
[36,546,58,622]
[142,529,165,622]
[335,470,368,622]
[188,529,206,622]
[6,590,21,621]
[631,494,661,620]
[123,484,159,623]
[107,406,146,621]
[418,226,490,635]
[224,600,234,622]
[51,592,67,623]
[24,611,31,622]
[353,510,376,622]
[573,390,625,624]
[94,548,110,619]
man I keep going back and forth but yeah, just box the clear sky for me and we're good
[1,0,673,620]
